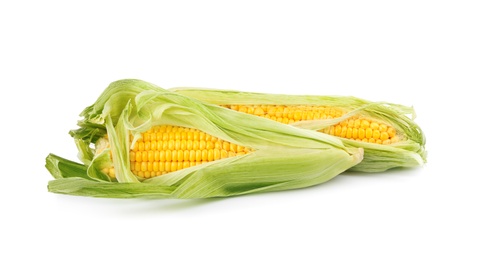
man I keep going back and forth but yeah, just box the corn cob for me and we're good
[46,79,363,198]
[171,88,426,172]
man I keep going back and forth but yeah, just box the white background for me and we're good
[1,1,481,259]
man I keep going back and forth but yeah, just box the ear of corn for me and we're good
[171,88,426,172]
[46,79,363,198]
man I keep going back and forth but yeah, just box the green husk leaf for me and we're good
[46,153,91,180]
[46,79,363,199]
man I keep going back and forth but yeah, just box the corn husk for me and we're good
[171,88,426,172]
[46,79,363,198]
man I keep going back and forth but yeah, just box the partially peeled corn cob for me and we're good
[172,88,426,172]
[221,104,400,144]
[46,79,363,198]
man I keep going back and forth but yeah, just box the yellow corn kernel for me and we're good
[254,107,264,116]
[352,128,358,139]
[358,128,365,139]
[365,128,373,139]
[334,125,342,136]
[201,150,208,161]
[346,127,353,139]
[373,130,381,140]
[138,142,145,151]
[172,150,178,162]
[361,119,370,129]
[165,150,172,162]
[214,149,221,160]
[380,131,389,141]
[108,167,115,178]
[387,127,396,138]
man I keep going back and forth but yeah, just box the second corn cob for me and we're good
[171,88,426,172]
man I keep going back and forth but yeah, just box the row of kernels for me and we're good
[227,105,346,121]
[135,130,218,143]
[131,161,201,178]
[131,161,198,173]
[130,148,241,163]
[264,112,339,124]
[255,111,346,124]
[325,124,398,144]
[131,139,248,153]
[106,149,249,179]
[135,125,217,141]
[130,151,248,178]
[345,118,391,132]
